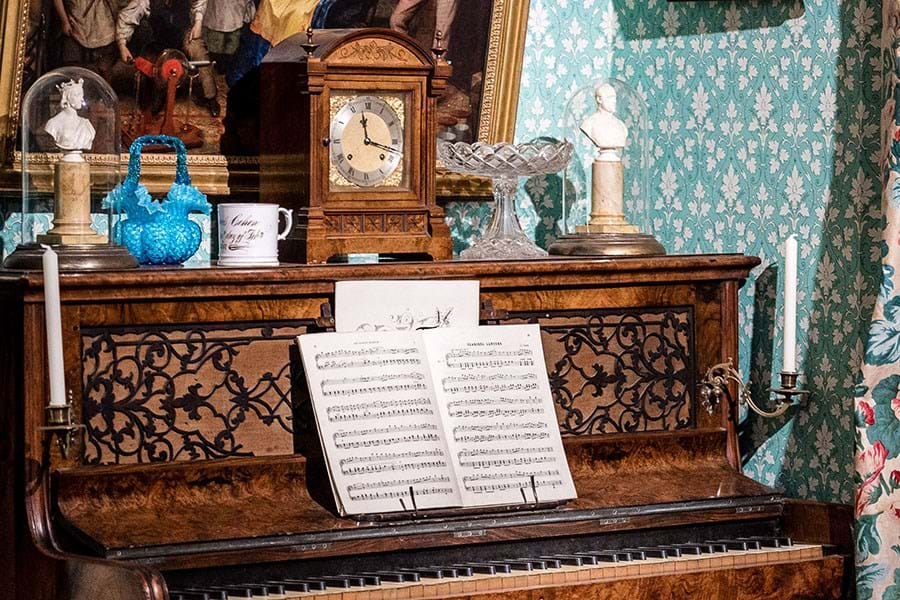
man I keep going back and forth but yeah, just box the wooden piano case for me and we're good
[0,256,852,599]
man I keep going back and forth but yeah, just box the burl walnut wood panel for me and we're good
[55,430,776,556]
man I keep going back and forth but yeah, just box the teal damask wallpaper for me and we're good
[0,0,878,509]
[446,0,884,507]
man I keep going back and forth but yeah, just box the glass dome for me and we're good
[560,78,650,235]
[5,66,135,269]
[548,78,664,257]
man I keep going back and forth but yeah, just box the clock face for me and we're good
[329,95,404,188]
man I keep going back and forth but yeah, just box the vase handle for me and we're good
[277,207,293,240]
[125,135,191,190]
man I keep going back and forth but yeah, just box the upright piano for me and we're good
[0,256,851,599]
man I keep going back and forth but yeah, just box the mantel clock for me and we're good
[259,29,453,263]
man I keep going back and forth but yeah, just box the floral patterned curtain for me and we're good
[854,22,900,600]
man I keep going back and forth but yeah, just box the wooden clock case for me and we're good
[259,28,453,263]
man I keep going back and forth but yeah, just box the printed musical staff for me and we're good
[317,356,422,370]
[339,449,446,467]
[424,324,576,508]
[327,397,435,422]
[298,330,463,515]
[341,458,449,476]
[297,324,575,516]
[348,486,457,502]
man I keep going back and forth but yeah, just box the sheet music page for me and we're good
[422,324,577,508]
[334,280,480,332]
[297,331,461,515]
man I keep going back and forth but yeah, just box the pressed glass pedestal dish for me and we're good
[437,141,572,260]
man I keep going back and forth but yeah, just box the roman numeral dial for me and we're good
[329,95,404,188]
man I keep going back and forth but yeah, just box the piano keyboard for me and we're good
[171,538,824,600]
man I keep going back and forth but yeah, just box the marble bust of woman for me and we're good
[43,79,95,157]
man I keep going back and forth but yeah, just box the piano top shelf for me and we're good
[1,254,760,302]
[55,430,780,569]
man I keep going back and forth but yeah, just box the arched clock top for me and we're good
[265,28,434,69]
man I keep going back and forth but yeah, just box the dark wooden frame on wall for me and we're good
[0,0,529,198]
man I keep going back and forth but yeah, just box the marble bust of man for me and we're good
[43,79,96,157]
[580,83,627,159]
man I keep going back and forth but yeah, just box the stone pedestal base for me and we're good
[586,160,638,233]
[37,161,107,245]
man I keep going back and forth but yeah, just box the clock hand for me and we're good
[366,139,402,155]
[360,113,370,142]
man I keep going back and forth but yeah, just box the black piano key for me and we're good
[361,572,407,583]
[627,547,667,559]
[738,536,793,548]
[464,562,511,574]
[379,571,420,583]
[707,540,760,551]
[492,560,533,571]
[321,576,367,588]
[620,549,653,560]
[217,585,270,598]
[265,581,310,593]
[543,555,585,566]
[278,579,327,591]
[191,588,253,599]
[454,563,497,575]
[171,592,217,600]
[284,577,347,590]
[398,568,445,579]
[669,544,703,555]
[518,559,548,570]
[257,584,284,596]
[575,551,618,563]
[653,546,683,557]
[339,574,380,586]
[430,567,461,578]
[450,566,474,577]
[537,558,561,569]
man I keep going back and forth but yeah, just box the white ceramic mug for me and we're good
[217,203,293,266]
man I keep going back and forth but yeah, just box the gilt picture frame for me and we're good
[0,0,527,198]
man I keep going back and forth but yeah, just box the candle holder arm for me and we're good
[38,394,85,459]
[698,359,808,419]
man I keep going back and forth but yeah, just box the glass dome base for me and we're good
[3,243,139,271]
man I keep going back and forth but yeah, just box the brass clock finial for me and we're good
[432,31,447,62]
[301,27,319,57]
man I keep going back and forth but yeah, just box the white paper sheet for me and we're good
[422,324,577,507]
[297,331,461,515]
[334,280,480,332]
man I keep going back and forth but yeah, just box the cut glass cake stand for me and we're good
[437,140,573,260]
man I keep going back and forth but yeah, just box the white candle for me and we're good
[782,235,798,373]
[42,245,67,407]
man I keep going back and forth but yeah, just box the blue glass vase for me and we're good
[103,135,211,265]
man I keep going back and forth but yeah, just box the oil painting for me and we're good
[0,0,527,194]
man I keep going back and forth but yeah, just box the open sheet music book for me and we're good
[297,324,577,517]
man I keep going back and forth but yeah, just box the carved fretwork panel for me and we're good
[81,321,314,465]
[509,309,695,435]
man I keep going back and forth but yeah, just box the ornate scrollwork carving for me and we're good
[512,309,695,435]
[81,322,312,464]
[334,40,417,65]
